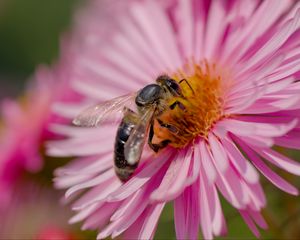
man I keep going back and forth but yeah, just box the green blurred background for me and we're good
[0,0,80,99]
[0,0,299,239]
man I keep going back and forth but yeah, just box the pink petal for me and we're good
[239,95,300,114]
[72,80,124,101]
[186,143,200,185]
[99,45,153,82]
[116,15,165,72]
[234,136,299,195]
[225,0,292,65]
[151,148,192,201]
[112,32,158,77]
[176,0,194,59]
[107,149,172,201]
[122,203,165,240]
[208,133,229,172]
[174,192,187,239]
[276,135,300,147]
[215,164,246,209]
[240,9,300,74]
[221,138,247,176]
[49,124,107,138]
[111,195,149,238]
[204,0,227,59]
[130,1,181,70]
[110,189,143,221]
[69,202,102,224]
[174,183,200,240]
[239,135,274,148]
[82,202,119,231]
[56,156,112,176]
[268,57,300,82]
[194,1,206,61]
[258,148,300,175]
[51,101,94,119]
[249,210,268,229]
[212,186,227,236]
[78,56,142,90]
[198,140,217,183]
[47,135,114,157]
[217,119,256,136]
[65,169,115,198]
[75,180,121,210]
[222,136,260,183]
[240,210,260,237]
[231,53,284,95]
[219,118,298,138]
[54,174,93,189]
[199,170,213,239]
[138,203,165,240]
[98,193,148,239]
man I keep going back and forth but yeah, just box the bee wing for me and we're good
[73,93,136,127]
[124,106,156,166]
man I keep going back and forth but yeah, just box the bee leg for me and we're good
[169,101,186,111]
[148,121,159,152]
[179,78,195,94]
[157,119,179,134]
[150,139,171,152]
[148,121,171,152]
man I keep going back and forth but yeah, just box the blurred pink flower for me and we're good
[0,41,77,206]
[49,0,300,239]
[0,183,76,239]
[36,226,76,240]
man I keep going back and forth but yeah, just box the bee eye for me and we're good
[168,81,178,89]
[167,80,182,96]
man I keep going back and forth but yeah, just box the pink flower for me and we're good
[0,182,76,239]
[0,41,77,206]
[49,0,300,239]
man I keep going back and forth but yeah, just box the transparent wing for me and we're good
[124,106,156,165]
[73,93,136,127]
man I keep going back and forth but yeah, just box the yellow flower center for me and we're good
[153,60,228,148]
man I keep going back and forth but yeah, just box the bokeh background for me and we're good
[0,0,299,239]
[0,0,79,99]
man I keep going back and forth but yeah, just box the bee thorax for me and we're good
[135,84,163,107]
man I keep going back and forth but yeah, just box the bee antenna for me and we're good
[179,79,195,95]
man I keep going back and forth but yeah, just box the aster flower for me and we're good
[0,183,76,239]
[0,41,77,206]
[49,0,300,239]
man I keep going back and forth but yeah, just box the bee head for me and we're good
[156,75,183,97]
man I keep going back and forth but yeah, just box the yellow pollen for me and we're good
[154,60,226,148]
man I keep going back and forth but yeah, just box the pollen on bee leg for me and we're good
[151,119,172,145]
[153,60,229,149]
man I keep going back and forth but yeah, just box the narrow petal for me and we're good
[234,135,299,195]
[65,169,115,198]
[174,183,200,240]
[107,150,172,201]
[240,210,260,237]
[151,148,192,201]
[198,140,217,183]
[199,171,213,239]
[69,202,102,224]
[138,203,165,240]
[258,148,300,175]
[208,133,229,172]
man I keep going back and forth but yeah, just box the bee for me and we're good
[73,75,193,182]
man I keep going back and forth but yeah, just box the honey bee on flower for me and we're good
[49,0,300,239]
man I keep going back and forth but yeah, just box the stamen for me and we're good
[153,60,227,148]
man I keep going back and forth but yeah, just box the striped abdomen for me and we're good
[114,118,138,182]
